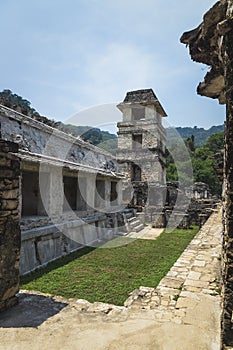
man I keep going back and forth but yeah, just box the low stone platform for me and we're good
[127,225,163,239]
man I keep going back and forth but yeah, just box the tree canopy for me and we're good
[166,132,224,195]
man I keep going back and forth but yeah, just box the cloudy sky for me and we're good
[0,0,225,132]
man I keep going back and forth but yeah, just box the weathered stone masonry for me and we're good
[117,89,167,216]
[0,90,168,311]
[180,1,233,348]
[0,103,127,276]
[0,140,20,312]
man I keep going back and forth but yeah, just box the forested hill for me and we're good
[0,89,117,148]
[0,89,224,147]
[63,125,225,148]
[167,125,225,146]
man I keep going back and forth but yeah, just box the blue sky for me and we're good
[0,0,225,133]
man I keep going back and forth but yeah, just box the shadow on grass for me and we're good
[20,246,95,285]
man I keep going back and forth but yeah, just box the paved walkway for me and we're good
[125,207,222,319]
[127,226,163,239]
[0,208,222,350]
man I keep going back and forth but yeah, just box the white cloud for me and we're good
[80,43,155,104]
[0,0,225,130]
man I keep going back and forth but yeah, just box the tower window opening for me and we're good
[132,106,145,121]
[131,164,141,181]
[132,134,142,149]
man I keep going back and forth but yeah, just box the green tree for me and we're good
[166,131,224,196]
[185,134,195,152]
[205,131,224,153]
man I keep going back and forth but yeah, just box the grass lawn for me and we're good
[20,226,199,306]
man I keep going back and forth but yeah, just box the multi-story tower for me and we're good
[117,89,167,211]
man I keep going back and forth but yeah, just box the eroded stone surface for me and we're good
[180,2,233,347]
[0,140,20,312]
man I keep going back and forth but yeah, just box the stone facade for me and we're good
[0,86,221,315]
[180,1,233,348]
[0,104,131,277]
[0,104,120,175]
[148,181,218,230]
[193,182,210,200]
[19,211,130,274]
[0,140,20,311]
[117,89,166,213]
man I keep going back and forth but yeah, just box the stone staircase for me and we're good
[127,216,144,233]
[113,209,144,236]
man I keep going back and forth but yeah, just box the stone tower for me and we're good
[117,89,167,212]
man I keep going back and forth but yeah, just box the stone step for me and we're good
[129,219,141,228]
[127,216,137,223]
[125,212,134,219]
[133,223,144,232]
[115,231,128,236]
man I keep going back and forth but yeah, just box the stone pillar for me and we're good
[86,174,95,212]
[48,167,63,216]
[145,105,156,120]
[0,140,20,312]
[116,181,123,205]
[105,179,111,209]
[38,171,50,216]
[76,176,87,211]
[221,5,233,346]
[122,107,132,122]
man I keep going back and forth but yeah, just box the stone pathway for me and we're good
[127,225,163,239]
[125,207,222,324]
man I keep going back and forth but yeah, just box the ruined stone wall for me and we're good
[20,213,109,274]
[0,140,20,311]
[117,121,165,153]
[180,1,233,347]
[117,127,132,150]
[117,154,162,182]
[19,208,135,275]
[221,7,233,346]
[0,104,119,172]
[141,158,163,182]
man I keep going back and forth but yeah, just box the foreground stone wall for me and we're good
[222,9,233,347]
[0,140,20,311]
[180,1,233,348]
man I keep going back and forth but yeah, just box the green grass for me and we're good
[20,226,199,305]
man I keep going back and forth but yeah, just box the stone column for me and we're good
[38,171,50,215]
[221,3,233,346]
[116,180,123,205]
[104,179,111,209]
[86,174,96,212]
[0,140,20,312]
[47,167,63,216]
[76,175,87,211]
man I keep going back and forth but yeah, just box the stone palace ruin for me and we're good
[0,88,219,318]
[0,88,169,311]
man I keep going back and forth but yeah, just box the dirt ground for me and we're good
[0,290,220,350]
